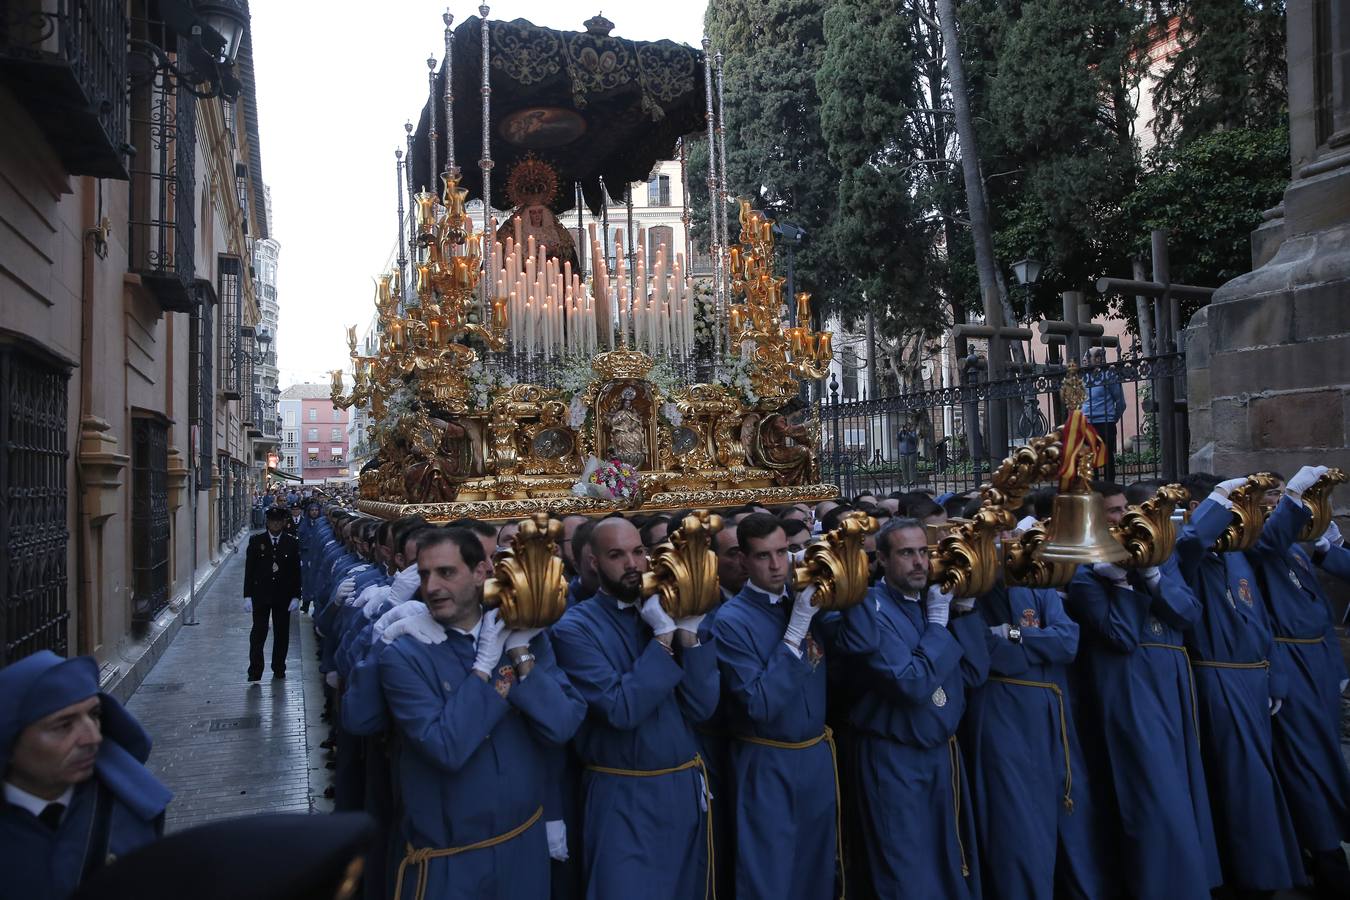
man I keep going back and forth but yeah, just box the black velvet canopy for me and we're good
[409,16,707,215]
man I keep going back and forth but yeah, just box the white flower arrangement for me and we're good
[466,357,517,411]
[692,277,717,349]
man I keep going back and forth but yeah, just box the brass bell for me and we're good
[1039,491,1130,565]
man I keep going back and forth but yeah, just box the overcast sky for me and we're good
[250,2,708,388]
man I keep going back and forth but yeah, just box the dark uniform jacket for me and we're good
[244,531,302,605]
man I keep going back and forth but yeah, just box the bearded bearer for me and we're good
[835,518,991,900]
[1246,465,1350,896]
[711,512,847,900]
[378,527,585,900]
[550,517,720,899]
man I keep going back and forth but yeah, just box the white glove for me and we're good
[472,609,508,678]
[990,623,1011,639]
[925,585,953,627]
[639,595,677,637]
[1269,698,1282,716]
[288,598,299,613]
[784,585,819,647]
[952,597,976,614]
[389,564,421,605]
[1315,519,1343,553]
[381,606,448,646]
[373,601,430,641]
[676,613,706,635]
[1141,566,1163,596]
[1286,465,1327,499]
[1208,477,1248,509]
[243,598,253,613]
[351,582,387,609]
[505,627,544,652]
[336,577,357,601]
[546,819,568,862]
[1092,562,1130,586]
[1014,515,1039,535]
[325,671,338,689]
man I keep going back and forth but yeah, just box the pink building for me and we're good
[281,384,350,482]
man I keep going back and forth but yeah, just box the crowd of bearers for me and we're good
[297,469,1350,900]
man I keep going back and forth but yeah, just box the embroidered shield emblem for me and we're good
[1238,578,1254,607]
[1020,608,1040,629]
[932,686,948,708]
[802,632,825,670]
[494,664,517,699]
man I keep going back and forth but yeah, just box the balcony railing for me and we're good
[0,0,129,179]
[128,30,195,313]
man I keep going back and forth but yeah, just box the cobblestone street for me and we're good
[125,536,332,833]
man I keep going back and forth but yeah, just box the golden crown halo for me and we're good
[505,154,560,209]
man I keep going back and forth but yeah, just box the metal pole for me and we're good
[626,185,636,344]
[576,182,585,281]
[443,10,456,177]
[701,38,722,364]
[678,137,693,267]
[395,148,406,277]
[479,5,493,320]
[405,121,416,269]
[714,51,731,273]
[1150,228,1178,481]
[427,55,438,190]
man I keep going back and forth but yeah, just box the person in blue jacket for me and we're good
[1065,498,1221,900]
[711,512,842,900]
[961,573,1099,900]
[1246,465,1350,896]
[1310,518,1350,593]
[551,517,720,900]
[1173,473,1305,896]
[379,526,586,900]
[834,518,990,899]
[1,652,172,900]
[1080,347,1125,481]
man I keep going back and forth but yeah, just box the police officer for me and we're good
[244,507,303,681]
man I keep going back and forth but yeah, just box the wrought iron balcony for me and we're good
[0,0,129,179]
[128,58,196,312]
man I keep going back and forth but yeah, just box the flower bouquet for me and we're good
[572,456,643,508]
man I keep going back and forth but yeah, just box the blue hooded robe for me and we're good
[0,653,171,900]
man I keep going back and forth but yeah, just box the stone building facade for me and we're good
[0,1,273,693]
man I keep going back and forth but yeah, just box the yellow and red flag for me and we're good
[1059,409,1107,491]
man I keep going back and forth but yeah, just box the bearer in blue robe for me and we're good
[711,513,843,900]
[1,652,172,900]
[962,577,1099,900]
[379,527,585,900]
[1309,517,1350,592]
[1065,532,1221,898]
[1174,473,1305,894]
[835,518,990,900]
[551,517,720,900]
[1246,465,1350,895]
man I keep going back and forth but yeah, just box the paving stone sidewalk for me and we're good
[126,535,330,832]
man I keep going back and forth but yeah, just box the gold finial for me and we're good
[1060,361,1086,410]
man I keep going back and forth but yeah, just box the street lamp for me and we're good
[128,0,247,101]
[244,328,272,364]
[1010,257,1043,366]
[195,1,249,64]
[772,221,807,324]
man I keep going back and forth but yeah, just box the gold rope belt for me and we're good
[1275,635,1325,645]
[1138,643,1201,743]
[987,677,1075,813]
[585,755,717,900]
[735,727,847,898]
[393,805,543,900]
[946,734,970,878]
[1191,659,1269,670]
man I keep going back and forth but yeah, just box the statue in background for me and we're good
[606,386,648,469]
[496,155,578,272]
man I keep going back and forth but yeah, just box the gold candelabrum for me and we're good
[331,171,510,417]
[727,200,833,404]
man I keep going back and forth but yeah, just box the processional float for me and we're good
[332,11,1343,622]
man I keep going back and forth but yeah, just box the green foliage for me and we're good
[1150,0,1287,144]
[1121,125,1289,316]
[815,0,948,339]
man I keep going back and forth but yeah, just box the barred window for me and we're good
[218,257,242,399]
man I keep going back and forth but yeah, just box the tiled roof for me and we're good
[279,383,333,400]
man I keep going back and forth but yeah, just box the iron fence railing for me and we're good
[818,352,1187,500]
